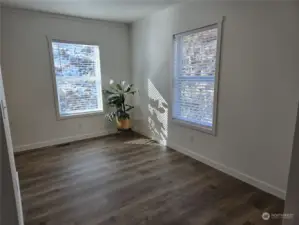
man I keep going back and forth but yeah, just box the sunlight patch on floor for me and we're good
[124,138,156,145]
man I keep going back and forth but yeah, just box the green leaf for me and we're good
[109,83,122,93]
[107,96,119,102]
[124,90,136,95]
[105,112,117,122]
[102,89,116,95]
[124,84,133,93]
[124,104,134,112]
[107,94,120,101]
[126,106,134,112]
[108,99,122,106]
[116,83,123,91]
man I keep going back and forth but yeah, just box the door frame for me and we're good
[0,66,24,225]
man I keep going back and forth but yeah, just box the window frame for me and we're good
[171,19,223,136]
[47,37,104,120]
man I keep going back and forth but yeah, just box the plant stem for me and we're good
[122,102,126,114]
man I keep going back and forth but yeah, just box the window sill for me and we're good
[171,118,215,136]
[57,111,104,120]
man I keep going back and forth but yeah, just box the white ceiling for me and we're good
[0,0,186,23]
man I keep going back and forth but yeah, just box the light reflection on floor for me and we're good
[124,138,157,145]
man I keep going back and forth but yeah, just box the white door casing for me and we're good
[0,66,24,225]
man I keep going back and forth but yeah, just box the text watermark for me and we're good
[262,212,294,220]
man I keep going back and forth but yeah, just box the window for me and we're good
[49,40,103,119]
[172,22,222,134]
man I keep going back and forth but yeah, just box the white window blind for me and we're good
[50,40,103,118]
[173,24,221,133]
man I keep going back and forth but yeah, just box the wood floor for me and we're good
[15,132,284,225]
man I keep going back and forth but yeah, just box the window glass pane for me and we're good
[181,28,217,77]
[52,42,100,77]
[51,41,103,117]
[174,78,214,127]
[173,26,219,130]
[57,78,102,116]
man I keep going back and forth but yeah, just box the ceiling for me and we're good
[0,0,186,23]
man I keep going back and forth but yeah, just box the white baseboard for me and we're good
[14,129,117,153]
[132,127,286,200]
[167,142,286,200]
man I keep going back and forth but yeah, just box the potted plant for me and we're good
[102,81,136,130]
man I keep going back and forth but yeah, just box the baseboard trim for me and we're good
[168,142,286,200]
[14,129,117,153]
[132,127,286,200]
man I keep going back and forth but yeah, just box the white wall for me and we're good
[1,7,131,151]
[131,1,299,199]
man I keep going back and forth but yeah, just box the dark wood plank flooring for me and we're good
[15,132,284,225]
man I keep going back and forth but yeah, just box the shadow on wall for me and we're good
[147,79,168,145]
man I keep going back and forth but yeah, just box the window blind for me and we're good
[51,41,103,117]
[173,26,219,130]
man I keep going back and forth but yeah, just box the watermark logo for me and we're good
[262,212,270,220]
[262,212,294,220]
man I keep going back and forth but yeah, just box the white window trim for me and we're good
[47,37,104,120]
[170,18,224,136]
